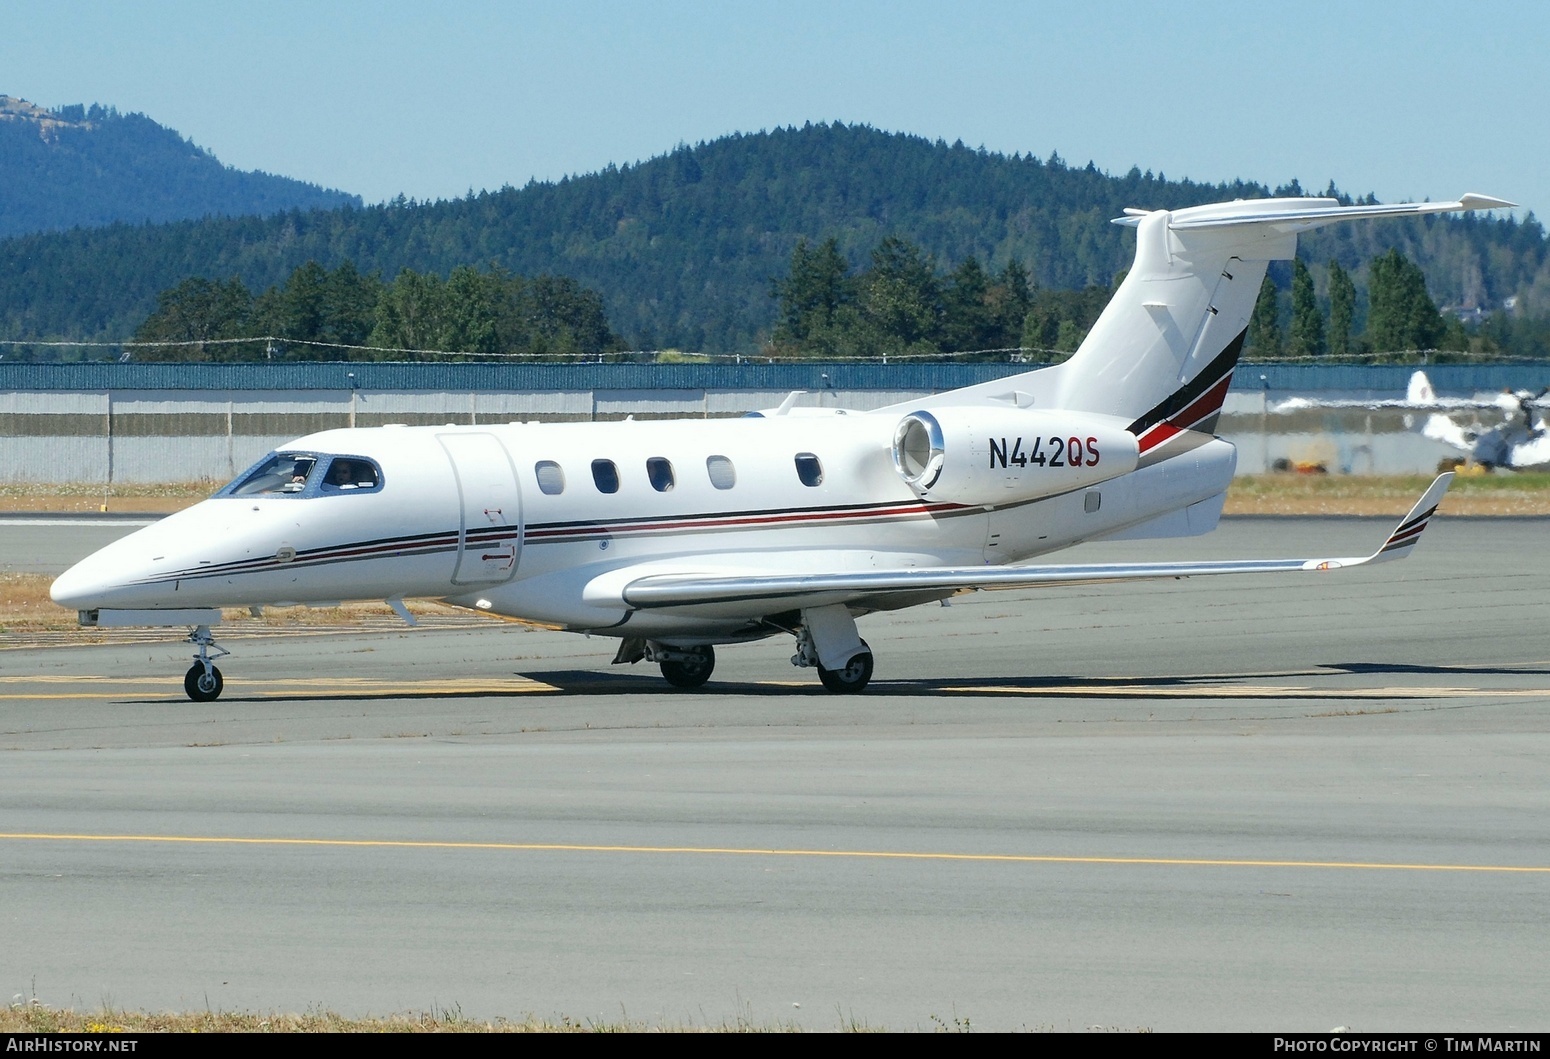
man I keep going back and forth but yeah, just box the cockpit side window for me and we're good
[320,457,381,492]
[227,452,319,496]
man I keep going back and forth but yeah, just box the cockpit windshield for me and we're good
[221,452,383,497]
[229,452,319,495]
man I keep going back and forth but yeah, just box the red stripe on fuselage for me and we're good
[523,500,963,542]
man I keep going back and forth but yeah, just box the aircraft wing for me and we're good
[619,474,1453,612]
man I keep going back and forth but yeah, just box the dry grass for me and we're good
[0,1002,817,1033]
[0,574,476,636]
[0,573,67,631]
[1223,472,1550,516]
[0,481,215,514]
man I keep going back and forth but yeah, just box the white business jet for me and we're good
[51,192,1512,700]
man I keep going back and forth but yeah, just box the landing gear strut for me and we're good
[183,624,229,702]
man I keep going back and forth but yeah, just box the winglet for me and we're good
[1299,473,1453,571]
[1369,472,1454,563]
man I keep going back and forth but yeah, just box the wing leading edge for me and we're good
[620,474,1454,611]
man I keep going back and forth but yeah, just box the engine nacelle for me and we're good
[891,407,1140,506]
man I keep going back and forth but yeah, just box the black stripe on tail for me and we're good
[1126,327,1248,438]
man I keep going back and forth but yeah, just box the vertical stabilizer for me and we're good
[896,194,1514,440]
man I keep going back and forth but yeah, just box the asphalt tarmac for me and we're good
[1,515,1547,1031]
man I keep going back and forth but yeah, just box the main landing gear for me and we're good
[789,609,874,695]
[817,646,873,694]
[183,624,229,702]
[657,644,716,689]
[613,639,718,688]
[613,604,876,694]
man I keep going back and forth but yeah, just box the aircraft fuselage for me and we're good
[50,413,1236,640]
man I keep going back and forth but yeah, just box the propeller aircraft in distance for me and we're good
[1407,371,1550,472]
[51,192,1512,700]
[1269,369,1550,472]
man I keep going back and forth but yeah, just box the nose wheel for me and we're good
[184,663,224,702]
[183,623,230,702]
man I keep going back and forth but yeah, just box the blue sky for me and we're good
[4,1,1543,219]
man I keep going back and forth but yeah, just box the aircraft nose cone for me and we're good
[50,564,87,609]
[51,553,123,610]
[49,517,190,611]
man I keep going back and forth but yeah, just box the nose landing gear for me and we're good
[183,624,229,702]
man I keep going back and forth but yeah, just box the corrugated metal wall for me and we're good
[3,361,1548,393]
[3,362,1544,483]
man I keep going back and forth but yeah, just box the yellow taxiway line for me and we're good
[0,832,1544,874]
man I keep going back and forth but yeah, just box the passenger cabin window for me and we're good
[321,457,379,492]
[706,455,736,490]
[795,453,824,487]
[647,457,675,492]
[535,461,565,495]
[591,459,620,494]
[229,453,319,495]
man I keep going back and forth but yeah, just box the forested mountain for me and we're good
[1,121,1544,356]
[0,95,358,239]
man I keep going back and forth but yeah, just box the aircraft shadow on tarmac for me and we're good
[1322,661,1550,677]
[141,661,1544,703]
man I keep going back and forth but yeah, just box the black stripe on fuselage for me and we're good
[124,497,974,586]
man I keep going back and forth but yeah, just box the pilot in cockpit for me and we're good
[328,460,358,489]
[322,458,378,491]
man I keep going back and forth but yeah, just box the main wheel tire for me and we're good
[184,662,224,702]
[659,645,715,689]
[818,643,873,694]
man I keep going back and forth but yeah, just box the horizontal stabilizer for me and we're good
[620,475,1453,610]
[1112,194,1516,234]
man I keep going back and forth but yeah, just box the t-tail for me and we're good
[905,194,1515,448]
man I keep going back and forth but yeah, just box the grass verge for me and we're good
[1223,472,1550,515]
[0,1002,827,1033]
[0,574,480,636]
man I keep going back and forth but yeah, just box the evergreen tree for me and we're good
[370,269,448,354]
[132,276,254,360]
[990,259,1033,350]
[441,264,500,354]
[942,256,996,352]
[272,260,330,346]
[324,261,383,347]
[859,236,942,357]
[1367,248,1444,354]
[771,237,852,346]
[520,273,619,354]
[1248,273,1283,358]
[1328,260,1355,356]
[1288,257,1326,358]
